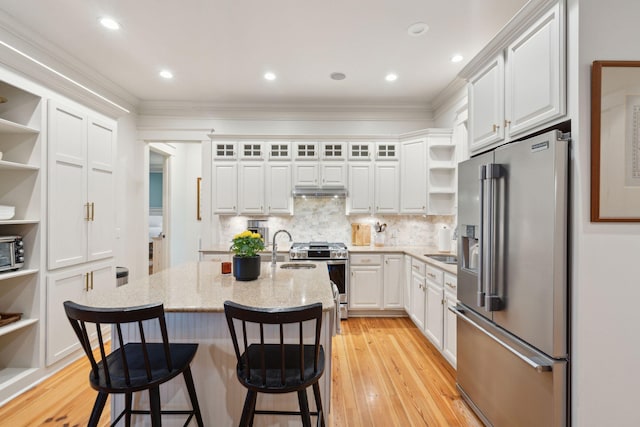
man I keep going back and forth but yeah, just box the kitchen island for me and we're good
[85,261,336,427]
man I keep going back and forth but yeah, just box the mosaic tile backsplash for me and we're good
[217,198,456,248]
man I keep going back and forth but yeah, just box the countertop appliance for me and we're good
[0,235,25,272]
[247,219,269,244]
[290,242,349,320]
[453,129,570,426]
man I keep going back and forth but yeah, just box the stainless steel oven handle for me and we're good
[450,305,552,373]
[324,259,348,265]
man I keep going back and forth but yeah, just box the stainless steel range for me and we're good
[290,242,349,319]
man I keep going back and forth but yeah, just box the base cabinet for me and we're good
[46,261,115,366]
[442,273,458,368]
[349,253,404,313]
[409,258,426,330]
[383,255,403,309]
[349,265,383,309]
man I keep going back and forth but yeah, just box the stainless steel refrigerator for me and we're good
[454,129,570,426]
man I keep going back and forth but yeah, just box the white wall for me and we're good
[570,0,640,425]
[114,112,148,281]
[168,142,202,266]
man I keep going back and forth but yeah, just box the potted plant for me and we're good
[230,230,265,281]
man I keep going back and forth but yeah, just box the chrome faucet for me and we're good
[271,229,292,266]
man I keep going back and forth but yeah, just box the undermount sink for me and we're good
[279,263,317,270]
[424,254,458,265]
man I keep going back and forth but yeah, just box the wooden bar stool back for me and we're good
[224,300,325,427]
[63,300,204,427]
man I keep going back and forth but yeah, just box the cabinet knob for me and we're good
[492,124,500,132]
[504,119,511,127]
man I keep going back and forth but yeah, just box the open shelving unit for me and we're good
[426,130,456,215]
[0,78,44,403]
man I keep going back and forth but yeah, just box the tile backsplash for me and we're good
[217,198,455,248]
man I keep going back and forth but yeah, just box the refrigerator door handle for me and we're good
[484,163,503,312]
[477,165,486,307]
[450,305,553,373]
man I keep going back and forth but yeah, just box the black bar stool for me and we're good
[223,300,326,427]
[63,300,204,426]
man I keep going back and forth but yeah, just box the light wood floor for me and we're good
[0,317,480,426]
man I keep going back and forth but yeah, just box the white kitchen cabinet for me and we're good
[267,141,292,160]
[468,2,564,154]
[293,141,319,160]
[400,137,427,214]
[293,161,346,187]
[374,162,399,214]
[238,163,265,214]
[265,163,292,215]
[46,261,115,365]
[348,142,372,160]
[442,272,458,368]
[347,163,373,214]
[213,141,237,160]
[383,254,403,309]
[375,141,399,160]
[238,141,264,160]
[48,101,116,270]
[212,162,238,214]
[321,141,346,160]
[424,265,444,349]
[426,130,456,215]
[403,256,412,313]
[349,254,383,310]
[410,258,426,330]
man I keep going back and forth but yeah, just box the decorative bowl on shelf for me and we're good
[0,205,15,220]
[0,312,22,327]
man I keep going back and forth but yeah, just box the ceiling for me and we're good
[0,0,528,109]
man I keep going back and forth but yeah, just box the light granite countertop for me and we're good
[200,244,458,274]
[85,261,335,312]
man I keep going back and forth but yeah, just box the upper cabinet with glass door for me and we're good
[348,142,372,161]
[212,141,237,160]
[238,141,264,160]
[375,141,399,160]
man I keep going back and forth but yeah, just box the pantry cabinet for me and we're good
[45,260,114,365]
[48,101,116,270]
[468,2,564,154]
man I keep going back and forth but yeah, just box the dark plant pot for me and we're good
[233,255,261,281]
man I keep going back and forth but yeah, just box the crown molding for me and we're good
[458,0,561,80]
[0,10,137,117]
[136,100,433,122]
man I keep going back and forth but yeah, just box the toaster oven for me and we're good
[0,236,25,272]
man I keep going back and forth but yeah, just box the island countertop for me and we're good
[85,261,335,312]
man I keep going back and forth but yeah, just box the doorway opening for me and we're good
[148,149,169,274]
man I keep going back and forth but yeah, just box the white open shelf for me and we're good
[0,367,39,389]
[0,269,38,281]
[0,160,39,172]
[0,220,39,225]
[0,318,38,338]
[0,117,39,134]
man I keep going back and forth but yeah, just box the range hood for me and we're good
[292,187,348,198]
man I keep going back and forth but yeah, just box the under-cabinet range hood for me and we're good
[292,187,347,198]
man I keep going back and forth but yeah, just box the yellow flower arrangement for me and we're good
[231,230,265,258]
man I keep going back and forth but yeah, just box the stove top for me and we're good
[290,242,348,259]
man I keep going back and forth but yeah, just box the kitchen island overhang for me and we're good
[84,261,336,426]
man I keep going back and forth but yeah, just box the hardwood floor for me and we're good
[0,317,480,426]
[331,317,481,427]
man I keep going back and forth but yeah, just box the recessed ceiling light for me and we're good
[451,54,464,63]
[264,72,276,81]
[159,70,173,79]
[407,22,429,37]
[385,73,398,82]
[99,17,120,30]
[330,72,346,81]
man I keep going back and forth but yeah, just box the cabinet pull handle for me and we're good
[492,124,500,132]
[91,202,95,221]
[412,265,419,270]
[85,203,91,221]
[445,281,456,288]
[427,272,436,279]
[84,273,89,291]
[90,271,94,290]
[504,119,511,127]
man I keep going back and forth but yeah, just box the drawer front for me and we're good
[411,258,425,275]
[443,272,457,293]
[426,265,444,285]
[350,254,382,265]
